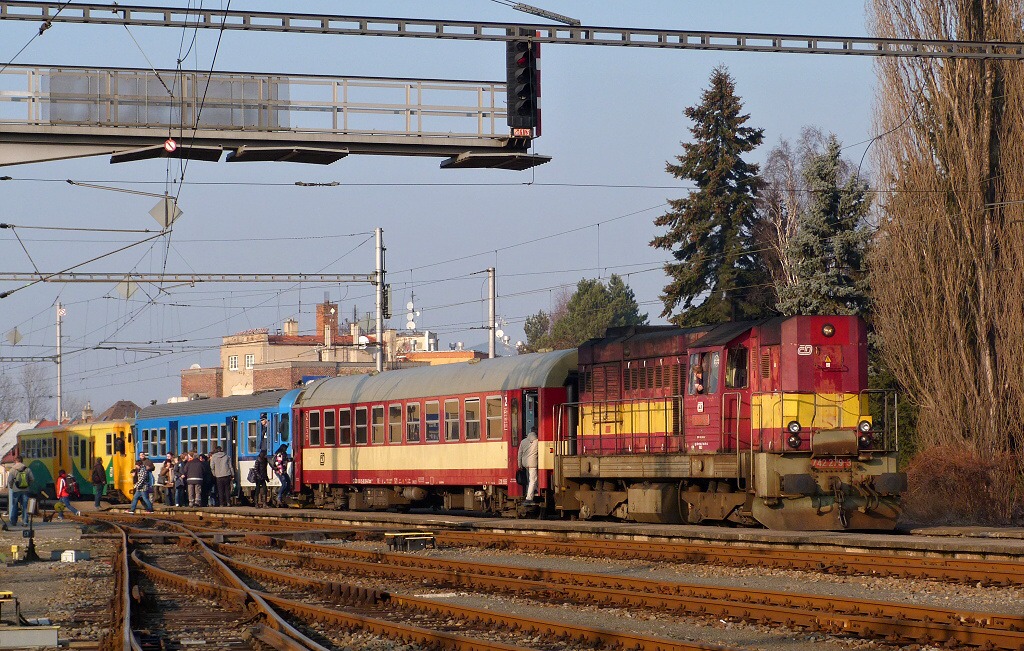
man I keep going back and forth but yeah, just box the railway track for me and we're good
[91,513,730,650]
[82,510,1024,651]
[119,510,1024,587]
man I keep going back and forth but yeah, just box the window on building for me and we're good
[445,399,460,441]
[465,398,481,441]
[486,396,502,440]
[339,409,352,445]
[371,406,384,444]
[245,353,255,370]
[324,409,336,446]
[308,411,321,446]
[228,355,238,371]
[406,402,421,443]
[388,405,403,443]
[425,401,440,442]
[355,407,368,445]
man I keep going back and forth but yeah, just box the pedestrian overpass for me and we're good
[0,64,549,169]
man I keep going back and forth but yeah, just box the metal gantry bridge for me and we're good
[2,2,1023,168]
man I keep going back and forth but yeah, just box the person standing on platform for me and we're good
[517,429,539,504]
[210,446,234,507]
[184,451,205,507]
[273,445,291,507]
[157,454,175,505]
[90,457,106,509]
[6,455,34,527]
[254,449,270,508]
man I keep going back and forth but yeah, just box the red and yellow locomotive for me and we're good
[555,314,904,530]
[289,314,904,530]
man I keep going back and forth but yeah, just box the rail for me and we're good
[0,64,506,139]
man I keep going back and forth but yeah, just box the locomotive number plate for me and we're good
[811,458,852,470]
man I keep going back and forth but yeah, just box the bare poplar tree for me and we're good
[20,363,51,421]
[0,370,19,421]
[871,0,1024,520]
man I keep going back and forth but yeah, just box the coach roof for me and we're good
[138,389,293,420]
[299,349,578,407]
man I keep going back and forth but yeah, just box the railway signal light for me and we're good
[506,38,538,130]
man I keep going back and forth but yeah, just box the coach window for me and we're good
[726,347,749,389]
[486,396,502,440]
[308,411,321,446]
[445,399,460,441]
[425,401,440,442]
[465,398,481,441]
[200,425,210,454]
[406,403,421,443]
[324,409,337,446]
[388,405,403,443]
[355,407,368,445]
[246,421,257,454]
[339,409,352,445]
[159,428,168,457]
[371,406,385,444]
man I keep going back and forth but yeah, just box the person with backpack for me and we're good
[128,459,155,514]
[6,455,34,527]
[90,457,106,509]
[253,449,269,508]
[273,445,291,507]
[55,469,81,520]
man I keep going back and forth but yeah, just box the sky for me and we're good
[0,1,879,416]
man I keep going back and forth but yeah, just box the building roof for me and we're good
[95,400,142,421]
[299,349,578,407]
[0,421,41,462]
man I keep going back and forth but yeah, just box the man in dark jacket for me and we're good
[184,451,205,507]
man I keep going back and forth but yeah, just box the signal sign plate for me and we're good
[512,128,533,137]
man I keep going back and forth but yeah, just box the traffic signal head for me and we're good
[506,39,538,130]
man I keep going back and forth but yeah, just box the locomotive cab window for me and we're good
[725,347,749,389]
[688,352,720,395]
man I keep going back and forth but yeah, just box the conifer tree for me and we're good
[777,135,872,316]
[652,65,769,326]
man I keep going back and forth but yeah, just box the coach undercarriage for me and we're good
[554,451,904,531]
[307,483,515,514]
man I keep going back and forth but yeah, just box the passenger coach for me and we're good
[135,389,299,503]
[293,350,577,513]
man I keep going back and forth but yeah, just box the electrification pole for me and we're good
[375,228,385,373]
[488,268,496,359]
[56,301,64,423]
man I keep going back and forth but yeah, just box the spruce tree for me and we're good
[652,65,769,326]
[776,135,871,316]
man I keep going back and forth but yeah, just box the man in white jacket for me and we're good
[517,430,539,503]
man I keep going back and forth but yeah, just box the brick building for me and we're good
[180,300,446,398]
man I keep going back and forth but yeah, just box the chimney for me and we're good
[316,301,340,345]
[82,402,93,422]
[283,318,298,336]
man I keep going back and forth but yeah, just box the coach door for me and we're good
[168,421,179,456]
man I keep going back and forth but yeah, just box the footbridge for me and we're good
[0,64,549,169]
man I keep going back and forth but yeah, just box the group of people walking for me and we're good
[5,444,293,524]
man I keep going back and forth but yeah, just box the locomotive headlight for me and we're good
[822,323,836,337]
[858,433,874,449]
[787,420,802,434]
[858,420,872,433]
[787,433,802,449]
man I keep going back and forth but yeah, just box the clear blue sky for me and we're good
[0,2,877,415]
